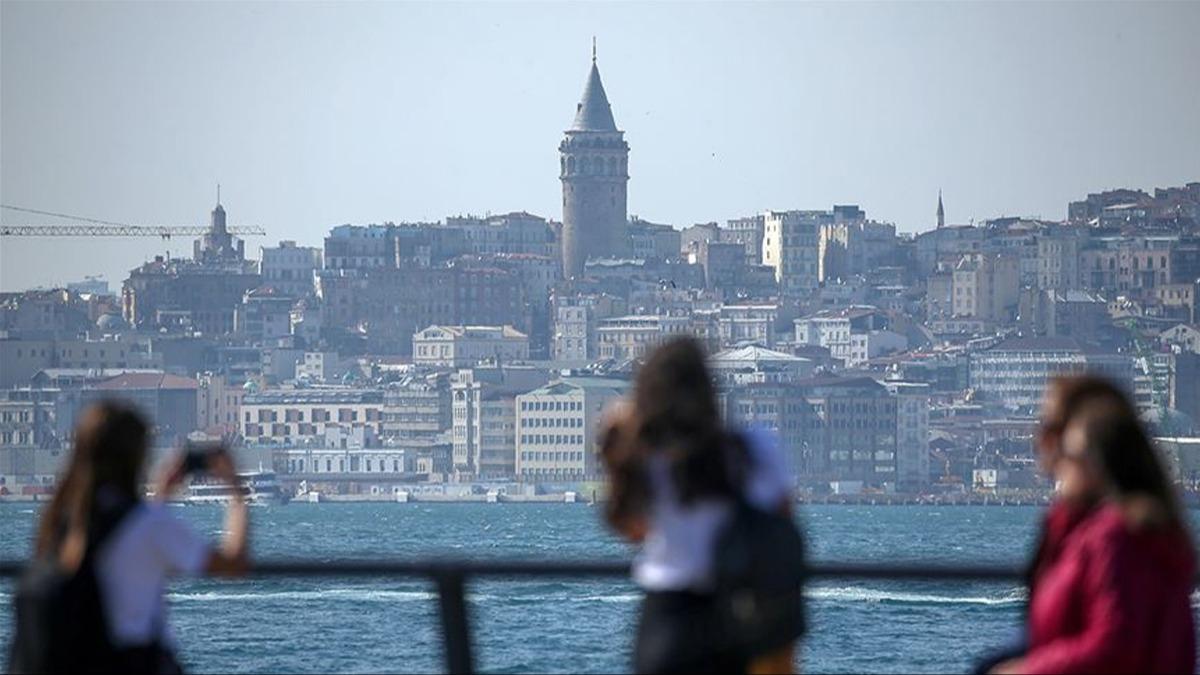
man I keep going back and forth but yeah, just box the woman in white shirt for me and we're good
[30,401,250,673]
[600,338,802,674]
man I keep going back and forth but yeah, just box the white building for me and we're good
[296,351,350,383]
[717,304,778,348]
[413,325,530,368]
[794,307,889,365]
[596,315,690,362]
[554,303,593,362]
[279,427,404,475]
[885,381,930,491]
[847,330,908,367]
[762,210,822,296]
[969,337,1135,410]
[709,345,814,386]
[260,240,323,298]
[240,388,383,445]
[952,253,1019,323]
[515,377,628,482]
[451,366,550,479]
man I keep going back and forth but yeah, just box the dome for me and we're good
[96,313,127,331]
[1141,406,1196,436]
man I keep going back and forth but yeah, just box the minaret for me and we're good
[559,42,629,279]
[936,190,945,229]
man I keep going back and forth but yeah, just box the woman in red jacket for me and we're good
[993,377,1195,674]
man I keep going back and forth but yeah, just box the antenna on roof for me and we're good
[592,36,597,63]
[216,183,221,206]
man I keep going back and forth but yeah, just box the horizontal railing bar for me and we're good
[0,558,1025,581]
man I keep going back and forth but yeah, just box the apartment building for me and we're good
[515,377,627,481]
[240,388,384,446]
[412,325,530,368]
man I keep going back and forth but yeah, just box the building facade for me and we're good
[515,377,626,481]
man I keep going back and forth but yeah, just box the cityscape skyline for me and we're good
[3,1,1199,291]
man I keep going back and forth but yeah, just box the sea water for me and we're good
[0,503,1055,673]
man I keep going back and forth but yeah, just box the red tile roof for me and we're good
[94,372,199,390]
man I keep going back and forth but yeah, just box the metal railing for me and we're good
[0,558,1024,674]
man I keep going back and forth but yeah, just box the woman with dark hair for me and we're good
[14,401,249,673]
[600,337,803,674]
[989,376,1195,674]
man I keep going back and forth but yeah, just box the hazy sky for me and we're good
[2,1,1198,291]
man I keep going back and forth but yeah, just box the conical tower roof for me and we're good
[571,59,618,132]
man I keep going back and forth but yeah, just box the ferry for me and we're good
[186,470,285,505]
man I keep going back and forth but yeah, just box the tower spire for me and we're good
[592,36,597,63]
[217,183,222,206]
[936,189,945,229]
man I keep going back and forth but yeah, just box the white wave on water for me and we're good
[168,588,437,603]
[807,586,1026,606]
[574,593,641,604]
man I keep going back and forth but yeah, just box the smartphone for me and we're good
[182,441,223,474]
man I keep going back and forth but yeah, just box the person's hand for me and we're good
[153,452,189,501]
[989,658,1024,675]
[208,448,240,486]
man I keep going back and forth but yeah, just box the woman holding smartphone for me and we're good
[19,401,250,673]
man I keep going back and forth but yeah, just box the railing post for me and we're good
[435,569,474,674]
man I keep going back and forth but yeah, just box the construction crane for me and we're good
[0,204,266,238]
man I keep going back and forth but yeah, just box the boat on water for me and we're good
[186,470,286,505]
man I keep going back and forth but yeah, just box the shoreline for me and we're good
[0,493,1055,506]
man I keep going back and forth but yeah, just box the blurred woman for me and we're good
[600,337,803,674]
[21,401,249,673]
[991,376,1195,674]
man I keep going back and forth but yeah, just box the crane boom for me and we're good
[0,224,266,237]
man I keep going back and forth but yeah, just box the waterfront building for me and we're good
[382,373,452,442]
[515,377,627,482]
[240,388,384,446]
[451,366,550,479]
[885,380,931,491]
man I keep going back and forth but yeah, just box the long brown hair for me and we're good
[600,337,746,532]
[1048,375,1186,529]
[36,401,149,556]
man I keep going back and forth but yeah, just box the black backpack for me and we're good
[8,501,144,675]
[711,497,807,660]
